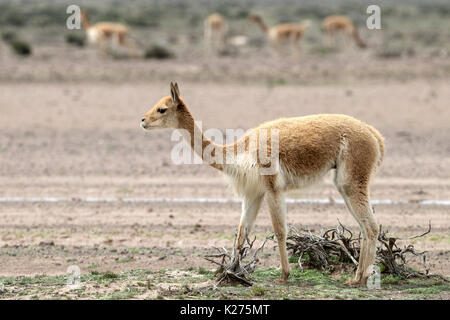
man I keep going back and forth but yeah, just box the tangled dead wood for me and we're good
[287,221,445,280]
[204,234,273,286]
[205,221,447,286]
[376,222,432,278]
[286,222,360,271]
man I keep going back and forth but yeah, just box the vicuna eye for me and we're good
[157,108,167,114]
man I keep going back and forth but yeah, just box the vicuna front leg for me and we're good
[266,190,290,283]
[236,194,264,249]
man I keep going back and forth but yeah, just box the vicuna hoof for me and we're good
[274,271,290,284]
[274,277,288,284]
[345,278,365,287]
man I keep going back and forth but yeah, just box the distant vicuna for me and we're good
[141,82,384,286]
[204,13,227,52]
[81,10,136,52]
[322,15,367,48]
[249,14,310,54]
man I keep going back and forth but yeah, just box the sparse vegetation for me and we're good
[9,39,32,56]
[1,30,16,43]
[99,271,119,279]
[251,286,266,296]
[116,257,134,263]
[310,45,338,56]
[0,267,447,300]
[65,33,86,47]
[144,44,174,59]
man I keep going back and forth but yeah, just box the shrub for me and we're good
[144,44,174,59]
[1,30,17,43]
[65,33,86,47]
[2,9,25,26]
[10,39,32,56]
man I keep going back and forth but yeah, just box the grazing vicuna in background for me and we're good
[81,10,133,52]
[249,14,310,54]
[141,82,384,286]
[322,15,367,48]
[204,13,227,52]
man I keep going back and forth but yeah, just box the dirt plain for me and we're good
[0,22,449,299]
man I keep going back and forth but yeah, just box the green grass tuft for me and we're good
[251,286,265,296]
[101,271,119,279]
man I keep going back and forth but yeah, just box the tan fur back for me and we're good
[251,114,383,178]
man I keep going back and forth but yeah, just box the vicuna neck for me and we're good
[254,18,269,33]
[81,14,90,29]
[176,103,225,171]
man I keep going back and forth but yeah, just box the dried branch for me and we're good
[204,234,273,287]
[287,221,446,281]
[205,221,447,286]
[376,223,433,278]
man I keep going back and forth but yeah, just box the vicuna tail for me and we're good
[368,125,385,169]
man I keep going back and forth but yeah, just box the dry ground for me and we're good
[0,42,449,299]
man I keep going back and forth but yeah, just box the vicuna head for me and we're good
[141,82,186,131]
[248,14,262,24]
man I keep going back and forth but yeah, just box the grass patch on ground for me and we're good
[0,267,448,300]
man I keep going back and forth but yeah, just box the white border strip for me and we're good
[0,197,449,206]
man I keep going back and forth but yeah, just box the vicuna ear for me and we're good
[170,82,181,104]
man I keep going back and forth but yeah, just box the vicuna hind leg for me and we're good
[335,169,378,285]
[266,190,290,282]
[324,30,336,47]
[346,189,377,285]
[293,35,302,58]
[204,27,212,53]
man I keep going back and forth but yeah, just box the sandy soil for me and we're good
[0,79,449,278]
[1,81,449,180]
[1,37,450,83]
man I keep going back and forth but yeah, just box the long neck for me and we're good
[352,27,366,48]
[254,18,269,33]
[81,14,90,29]
[177,103,225,171]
